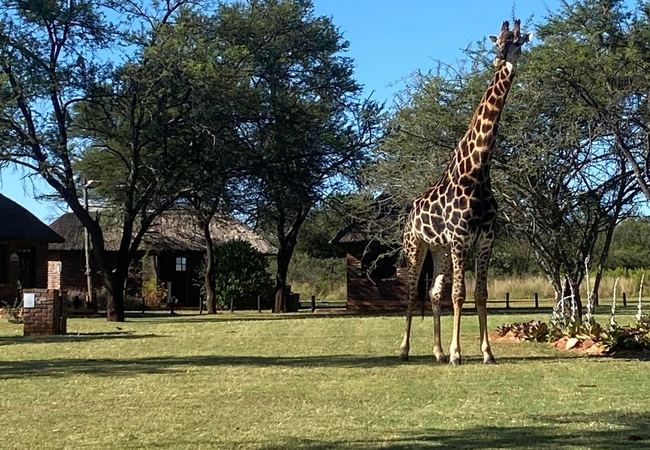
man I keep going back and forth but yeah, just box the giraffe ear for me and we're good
[488,35,498,43]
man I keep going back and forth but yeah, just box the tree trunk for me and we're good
[558,277,583,321]
[273,247,291,313]
[203,219,217,314]
[104,270,126,322]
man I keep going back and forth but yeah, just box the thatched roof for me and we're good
[48,210,276,255]
[0,194,64,243]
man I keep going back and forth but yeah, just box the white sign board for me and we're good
[23,293,36,308]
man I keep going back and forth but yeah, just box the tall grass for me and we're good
[282,252,649,305]
[482,270,648,301]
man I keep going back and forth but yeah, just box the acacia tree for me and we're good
[496,0,647,310]
[214,0,382,313]
[0,0,118,317]
[364,7,643,313]
[0,0,216,321]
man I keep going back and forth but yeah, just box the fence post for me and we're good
[506,292,510,309]
[230,297,234,313]
[534,292,539,309]
[142,296,145,315]
[166,281,173,315]
[311,295,316,313]
[258,295,261,313]
[199,296,203,315]
[623,292,627,307]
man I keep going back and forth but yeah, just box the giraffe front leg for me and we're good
[400,238,426,362]
[475,239,496,364]
[449,248,466,366]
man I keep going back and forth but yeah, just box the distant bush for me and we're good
[142,279,168,308]
[270,251,346,301]
[96,288,145,311]
[207,240,274,310]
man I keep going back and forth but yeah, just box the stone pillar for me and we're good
[47,261,62,290]
[22,289,67,336]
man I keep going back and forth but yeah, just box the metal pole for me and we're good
[534,292,539,309]
[311,295,316,313]
[258,295,261,313]
[83,183,94,311]
[506,292,510,309]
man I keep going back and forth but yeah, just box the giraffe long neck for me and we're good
[451,62,516,181]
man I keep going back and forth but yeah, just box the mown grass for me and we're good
[0,310,648,449]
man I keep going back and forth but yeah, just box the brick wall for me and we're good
[22,289,67,336]
[48,250,105,293]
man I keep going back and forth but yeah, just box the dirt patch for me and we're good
[489,331,525,343]
[549,337,608,356]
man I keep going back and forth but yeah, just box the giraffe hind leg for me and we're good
[399,236,427,362]
[475,236,496,364]
[429,248,450,363]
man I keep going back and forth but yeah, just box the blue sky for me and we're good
[0,0,562,223]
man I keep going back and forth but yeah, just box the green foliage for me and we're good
[500,313,650,354]
[294,201,349,259]
[497,320,550,342]
[605,217,650,270]
[209,240,274,310]
[2,297,23,324]
[142,279,168,309]
[280,251,346,301]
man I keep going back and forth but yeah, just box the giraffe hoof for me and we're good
[450,358,462,366]
[399,353,409,362]
[435,355,449,364]
[484,357,497,365]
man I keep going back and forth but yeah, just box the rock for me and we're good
[551,337,567,350]
[585,343,607,356]
[566,337,580,350]
[582,338,595,349]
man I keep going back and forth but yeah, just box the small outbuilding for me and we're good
[331,222,451,313]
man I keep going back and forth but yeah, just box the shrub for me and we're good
[142,279,168,308]
[204,240,274,310]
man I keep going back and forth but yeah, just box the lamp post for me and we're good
[82,179,100,310]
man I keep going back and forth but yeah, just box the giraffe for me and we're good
[399,19,532,365]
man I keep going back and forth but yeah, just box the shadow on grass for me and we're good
[254,412,650,449]
[0,332,160,346]
[126,307,555,325]
[0,352,587,379]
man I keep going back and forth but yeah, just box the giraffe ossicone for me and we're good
[398,19,532,365]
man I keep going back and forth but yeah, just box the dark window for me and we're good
[18,247,36,289]
[0,245,8,283]
[175,257,187,272]
[361,252,398,279]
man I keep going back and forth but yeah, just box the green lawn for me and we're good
[0,310,648,449]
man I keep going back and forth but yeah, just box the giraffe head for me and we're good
[488,19,532,68]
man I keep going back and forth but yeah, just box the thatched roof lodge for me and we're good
[0,194,64,305]
[47,209,275,307]
[49,210,275,254]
